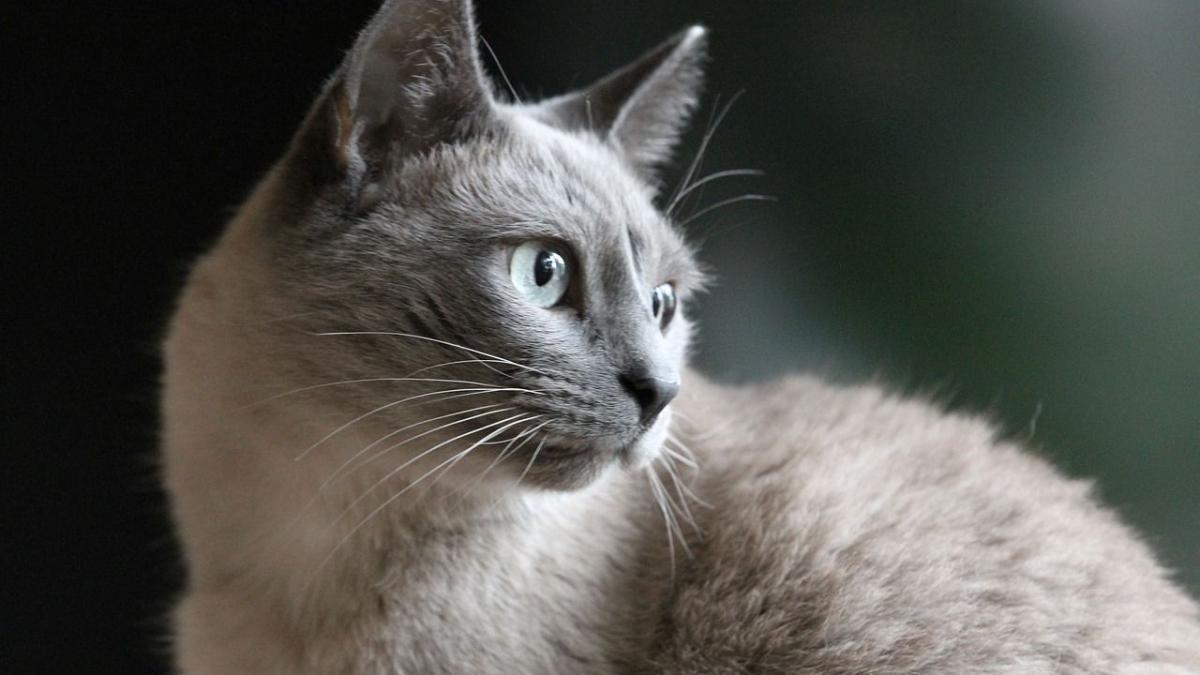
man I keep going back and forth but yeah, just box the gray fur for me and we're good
[161,1,1200,673]
[531,25,708,184]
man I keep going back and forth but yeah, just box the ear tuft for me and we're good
[533,25,708,185]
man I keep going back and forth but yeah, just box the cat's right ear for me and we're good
[530,26,708,188]
[288,0,495,201]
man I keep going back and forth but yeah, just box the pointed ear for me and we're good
[534,26,708,184]
[292,0,494,193]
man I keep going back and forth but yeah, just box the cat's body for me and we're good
[162,1,1200,673]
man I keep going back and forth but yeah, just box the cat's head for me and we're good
[259,0,707,491]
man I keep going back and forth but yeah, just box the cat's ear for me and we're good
[533,26,708,185]
[292,0,494,193]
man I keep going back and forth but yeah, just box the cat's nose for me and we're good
[619,373,679,426]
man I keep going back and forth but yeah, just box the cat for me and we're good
[160,0,1200,673]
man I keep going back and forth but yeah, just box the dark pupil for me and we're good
[651,288,663,317]
[533,251,556,287]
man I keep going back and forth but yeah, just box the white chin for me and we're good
[621,409,670,470]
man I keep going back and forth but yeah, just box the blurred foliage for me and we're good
[479,0,1200,594]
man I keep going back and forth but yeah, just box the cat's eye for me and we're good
[510,241,570,308]
[651,283,677,330]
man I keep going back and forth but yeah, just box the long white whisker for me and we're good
[661,444,698,470]
[665,434,700,462]
[659,455,702,534]
[294,387,536,461]
[664,433,697,462]
[666,93,724,211]
[479,35,521,104]
[404,358,513,378]
[478,423,553,513]
[355,407,535,475]
[277,405,514,542]
[315,331,549,377]
[310,415,536,586]
[333,412,532,528]
[665,501,690,561]
[663,437,712,509]
[656,463,693,559]
[666,90,745,214]
[514,436,548,488]
[461,419,551,498]
[666,471,711,510]
[676,194,777,229]
[666,168,763,214]
[425,416,544,494]
[246,377,520,410]
[647,469,678,581]
[320,405,513,492]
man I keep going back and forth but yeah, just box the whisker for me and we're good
[514,435,548,488]
[666,90,745,215]
[333,412,532,528]
[276,405,515,541]
[426,416,544,493]
[319,404,514,492]
[656,463,694,559]
[246,377,522,410]
[314,331,550,377]
[661,444,698,470]
[460,419,551,499]
[666,93,724,210]
[658,455,694,527]
[664,433,698,462]
[294,387,537,461]
[664,471,711,511]
[676,194,777,230]
[666,168,763,215]
[663,436,712,510]
[404,358,513,378]
[647,469,678,580]
[309,415,537,587]
[659,454,703,533]
[479,35,521,104]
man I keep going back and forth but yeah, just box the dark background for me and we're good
[5,2,1197,673]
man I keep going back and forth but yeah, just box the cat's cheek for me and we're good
[621,409,670,470]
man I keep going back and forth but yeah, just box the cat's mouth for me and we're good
[512,408,670,489]
[532,434,613,462]
[531,421,666,473]
[537,441,593,460]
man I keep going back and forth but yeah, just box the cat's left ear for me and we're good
[532,26,708,186]
[289,0,495,199]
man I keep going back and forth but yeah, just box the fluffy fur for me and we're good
[162,1,1200,673]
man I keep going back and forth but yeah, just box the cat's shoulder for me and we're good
[682,370,1060,490]
[658,372,1200,673]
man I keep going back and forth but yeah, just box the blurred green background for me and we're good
[479,1,1199,594]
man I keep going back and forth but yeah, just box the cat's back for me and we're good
[655,372,1200,674]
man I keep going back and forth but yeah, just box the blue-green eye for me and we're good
[651,283,677,330]
[511,242,569,308]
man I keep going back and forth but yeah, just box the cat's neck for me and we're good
[163,225,683,669]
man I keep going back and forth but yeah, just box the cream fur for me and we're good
[163,194,1200,671]
[162,1,1200,672]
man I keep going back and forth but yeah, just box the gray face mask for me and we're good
[267,0,709,489]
